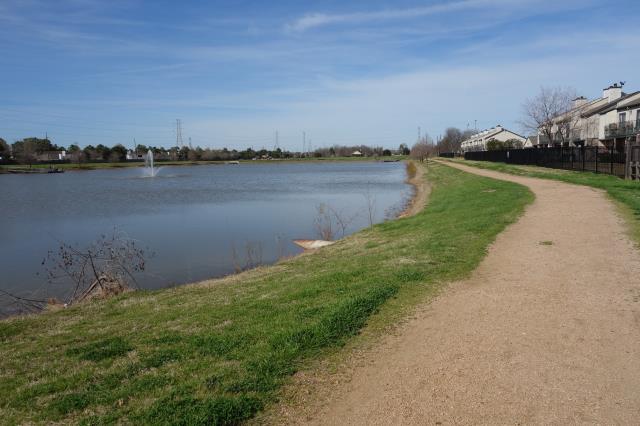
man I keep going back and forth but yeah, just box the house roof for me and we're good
[548,91,639,122]
[462,126,526,145]
[598,91,640,114]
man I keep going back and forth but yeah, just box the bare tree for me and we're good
[328,205,357,238]
[410,134,435,162]
[314,203,358,240]
[314,203,360,241]
[521,86,578,147]
[314,203,334,241]
[437,127,465,153]
[363,184,377,228]
[231,241,264,272]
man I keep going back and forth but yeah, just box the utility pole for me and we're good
[303,131,306,155]
[275,130,279,150]
[474,120,477,132]
[418,126,421,142]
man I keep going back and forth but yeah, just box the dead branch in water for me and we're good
[40,229,151,308]
[231,241,264,272]
[363,184,377,228]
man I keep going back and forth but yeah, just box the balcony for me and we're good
[605,120,640,138]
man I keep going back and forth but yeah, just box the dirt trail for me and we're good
[294,162,640,425]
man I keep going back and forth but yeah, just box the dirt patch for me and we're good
[398,161,430,218]
[273,161,640,425]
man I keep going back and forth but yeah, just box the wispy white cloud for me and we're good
[285,0,593,32]
[286,1,480,32]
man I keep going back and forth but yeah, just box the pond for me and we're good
[0,161,411,312]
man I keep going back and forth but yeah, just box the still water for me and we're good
[0,161,410,307]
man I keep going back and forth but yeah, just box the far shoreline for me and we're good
[0,155,408,174]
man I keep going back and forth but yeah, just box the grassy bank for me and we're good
[0,162,532,424]
[0,156,397,172]
[448,159,640,243]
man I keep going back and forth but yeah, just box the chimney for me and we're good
[572,96,588,109]
[603,83,622,103]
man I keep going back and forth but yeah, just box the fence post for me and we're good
[582,146,585,171]
[625,138,632,180]
[560,147,564,169]
[610,145,614,175]
[571,147,574,169]
[595,146,598,173]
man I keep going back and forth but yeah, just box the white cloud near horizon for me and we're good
[185,43,640,149]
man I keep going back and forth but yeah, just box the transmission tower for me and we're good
[188,137,193,149]
[176,119,184,147]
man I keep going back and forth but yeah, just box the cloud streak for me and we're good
[285,0,595,32]
[286,1,476,32]
[286,0,542,32]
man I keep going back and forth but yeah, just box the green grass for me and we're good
[0,162,532,424]
[449,158,640,243]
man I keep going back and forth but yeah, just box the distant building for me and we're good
[351,150,363,156]
[126,150,145,160]
[36,150,67,161]
[460,125,526,152]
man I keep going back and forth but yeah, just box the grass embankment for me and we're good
[0,156,397,172]
[449,159,640,243]
[0,162,532,424]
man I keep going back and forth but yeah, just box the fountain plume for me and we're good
[144,149,157,177]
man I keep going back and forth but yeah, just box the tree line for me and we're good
[0,137,410,165]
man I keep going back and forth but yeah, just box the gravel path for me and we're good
[298,162,640,425]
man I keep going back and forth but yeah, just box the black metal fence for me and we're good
[464,146,627,178]
[438,152,456,158]
[630,146,640,180]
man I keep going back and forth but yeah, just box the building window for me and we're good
[619,112,626,124]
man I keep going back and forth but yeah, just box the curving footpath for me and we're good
[298,162,640,425]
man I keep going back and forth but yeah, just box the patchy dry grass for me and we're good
[0,162,532,424]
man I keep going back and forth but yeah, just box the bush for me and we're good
[406,161,417,179]
[486,139,505,151]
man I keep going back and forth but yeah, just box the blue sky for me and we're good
[1,0,639,150]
